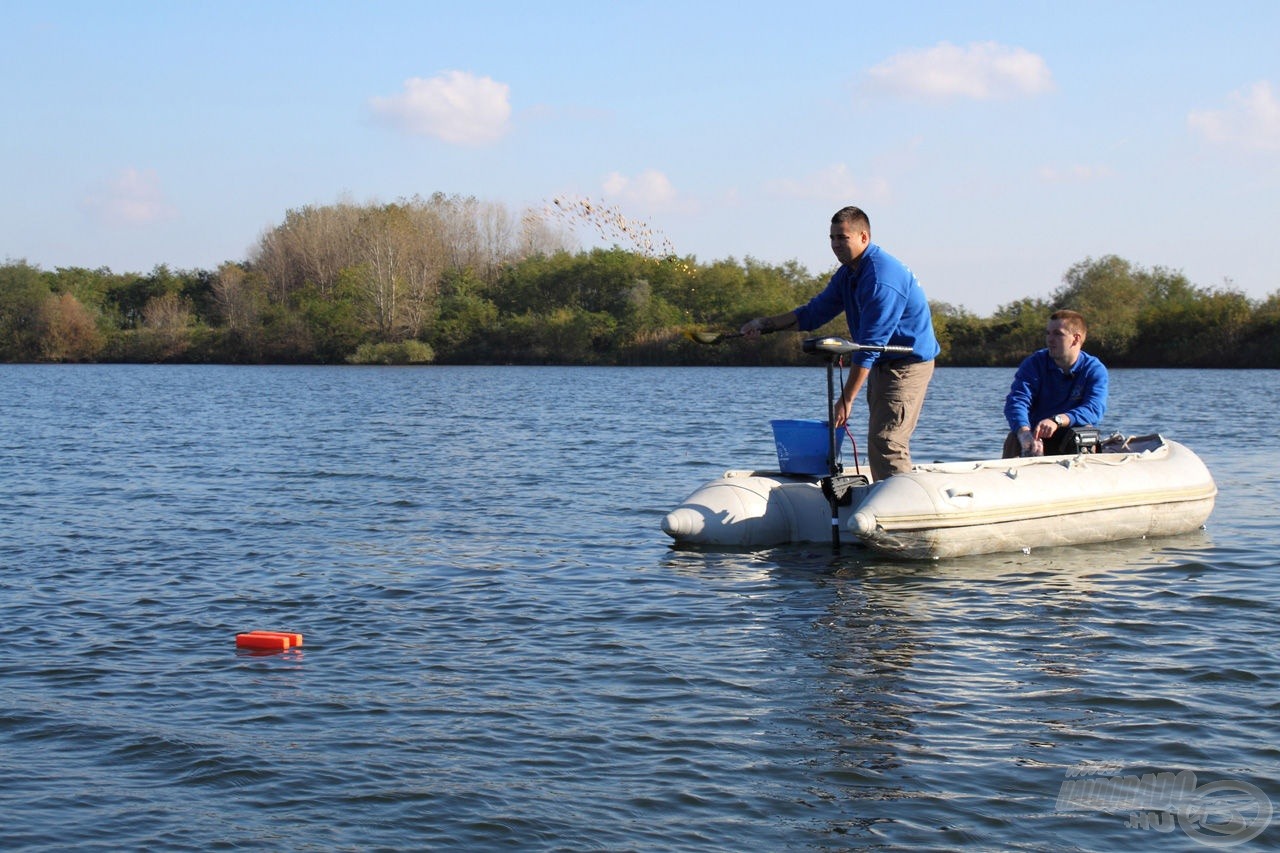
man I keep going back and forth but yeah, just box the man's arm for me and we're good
[834,365,870,428]
[1004,358,1038,432]
[1065,360,1108,426]
[740,311,797,338]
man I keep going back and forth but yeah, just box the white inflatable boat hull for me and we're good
[661,471,871,548]
[850,437,1216,558]
[662,436,1217,559]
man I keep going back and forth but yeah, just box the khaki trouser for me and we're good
[866,359,934,481]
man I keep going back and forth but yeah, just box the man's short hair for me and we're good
[1050,309,1087,337]
[831,206,870,232]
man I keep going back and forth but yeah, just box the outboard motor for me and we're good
[1068,427,1102,454]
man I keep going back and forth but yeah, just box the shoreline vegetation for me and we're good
[3,194,1277,368]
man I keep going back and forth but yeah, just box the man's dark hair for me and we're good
[831,206,870,232]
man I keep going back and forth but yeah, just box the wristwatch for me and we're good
[1054,414,1068,427]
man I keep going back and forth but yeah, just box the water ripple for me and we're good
[1,365,1278,850]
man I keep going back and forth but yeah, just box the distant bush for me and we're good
[347,340,435,365]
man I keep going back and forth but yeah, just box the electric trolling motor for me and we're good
[802,335,914,553]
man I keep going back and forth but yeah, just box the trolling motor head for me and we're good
[802,336,916,357]
[802,336,857,356]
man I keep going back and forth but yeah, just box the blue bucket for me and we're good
[771,419,845,475]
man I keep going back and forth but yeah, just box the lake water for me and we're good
[1,363,1277,851]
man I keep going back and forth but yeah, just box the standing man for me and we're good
[741,206,940,481]
[1003,309,1108,457]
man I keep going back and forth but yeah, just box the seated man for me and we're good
[1003,309,1108,457]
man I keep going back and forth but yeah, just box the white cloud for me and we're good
[82,168,176,226]
[766,163,890,203]
[370,71,511,145]
[602,169,678,207]
[1188,81,1280,152]
[866,41,1054,100]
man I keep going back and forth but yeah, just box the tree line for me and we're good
[2,195,1278,368]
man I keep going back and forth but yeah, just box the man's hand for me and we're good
[1019,428,1044,457]
[740,313,794,339]
[834,396,853,428]
[1034,417,1060,440]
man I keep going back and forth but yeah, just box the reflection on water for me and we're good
[666,516,1257,846]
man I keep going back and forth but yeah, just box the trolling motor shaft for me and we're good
[802,336,913,552]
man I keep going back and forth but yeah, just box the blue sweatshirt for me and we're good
[1004,349,1108,431]
[792,243,941,368]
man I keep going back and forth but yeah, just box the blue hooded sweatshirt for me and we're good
[792,243,941,368]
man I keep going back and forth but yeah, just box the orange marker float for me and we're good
[236,630,304,651]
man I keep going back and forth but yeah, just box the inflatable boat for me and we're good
[662,434,1217,559]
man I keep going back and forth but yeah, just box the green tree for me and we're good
[1238,293,1280,365]
[929,301,982,365]
[493,248,630,316]
[258,302,315,363]
[428,269,500,362]
[0,261,53,360]
[497,308,618,364]
[1136,287,1254,366]
[297,279,366,363]
[105,265,187,329]
[1051,255,1150,361]
[47,266,123,316]
[961,296,1052,366]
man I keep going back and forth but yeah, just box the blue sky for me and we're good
[3,1,1278,314]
